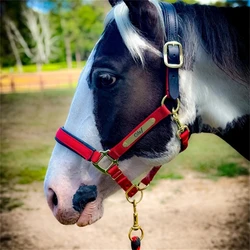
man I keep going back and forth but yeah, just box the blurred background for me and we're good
[0,0,249,91]
[0,0,249,250]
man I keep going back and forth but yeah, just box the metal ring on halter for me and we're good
[161,95,168,106]
[137,182,149,191]
[125,190,143,204]
[128,227,144,241]
[172,98,180,114]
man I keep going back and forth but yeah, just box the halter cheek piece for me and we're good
[55,3,189,198]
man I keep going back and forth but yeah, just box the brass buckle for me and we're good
[163,41,183,68]
[93,150,118,174]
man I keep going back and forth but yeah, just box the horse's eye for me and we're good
[98,73,116,87]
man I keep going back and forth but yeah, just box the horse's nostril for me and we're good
[47,188,58,210]
[52,192,58,206]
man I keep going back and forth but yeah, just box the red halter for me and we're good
[55,10,189,196]
[55,72,189,197]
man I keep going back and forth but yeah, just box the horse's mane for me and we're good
[106,1,249,85]
[175,2,250,85]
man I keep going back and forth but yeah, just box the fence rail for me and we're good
[0,70,82,94]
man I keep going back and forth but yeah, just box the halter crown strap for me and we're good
[160,3,183,100]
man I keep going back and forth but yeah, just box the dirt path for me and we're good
[1,176,249,250]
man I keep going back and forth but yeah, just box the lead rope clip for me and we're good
[126,190,144,250]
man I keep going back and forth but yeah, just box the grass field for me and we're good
[1,61,86,73]
[0,89,249,210]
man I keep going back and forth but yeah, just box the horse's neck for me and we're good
[179,48,249,159]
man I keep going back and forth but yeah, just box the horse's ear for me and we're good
[109,0,121,7]
[123,0,163,43]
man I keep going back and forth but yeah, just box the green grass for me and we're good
[193,162,249,179]
[154,172,184,180]
[0,196,24,212]
[216,162,249,177]
[159,134,249,181]
[0,89,75,187]
[1,61,86,73]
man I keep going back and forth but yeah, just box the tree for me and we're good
[0,0,28,69]
[4,17,24,72]
[50,0,105,68]
[1,1,57,71]
[68,4,104,64]
[22,8,57,71]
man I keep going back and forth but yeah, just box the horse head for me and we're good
[44,0,249,227]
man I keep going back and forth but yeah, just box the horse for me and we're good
[44,0,249,228]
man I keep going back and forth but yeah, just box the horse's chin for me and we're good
[76,198,104,227]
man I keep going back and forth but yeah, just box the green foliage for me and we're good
[0,0,29,67]
[50,0,106,63]
[1,0,106,68]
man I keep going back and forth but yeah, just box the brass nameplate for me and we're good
[122,118,156,148]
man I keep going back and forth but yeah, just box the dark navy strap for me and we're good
[160,2,178,41]
[160,2,180,100]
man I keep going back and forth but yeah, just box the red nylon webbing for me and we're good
[180,129,189,151]
[55,128,99,161]
[107,165,138,197]
[140,166,162,186]
[108,105,171,159]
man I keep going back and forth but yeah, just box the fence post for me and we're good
[11,76,15,92]
[68,73,73,88]
[39,74,44,90]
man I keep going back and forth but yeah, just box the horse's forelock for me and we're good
[104,0,164,64]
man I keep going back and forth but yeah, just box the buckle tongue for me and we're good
[92,150,117,173]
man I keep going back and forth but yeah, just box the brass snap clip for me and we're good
[172,99,189,139]
[126,191,144,241]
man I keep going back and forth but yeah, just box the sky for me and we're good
[27,0,54,13]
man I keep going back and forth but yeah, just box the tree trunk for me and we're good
[36,62,42,72]
[75,49,81,68]
[65,37,72,69]
[5,21,23,73]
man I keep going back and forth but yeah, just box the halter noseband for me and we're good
[55,3,189,197]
